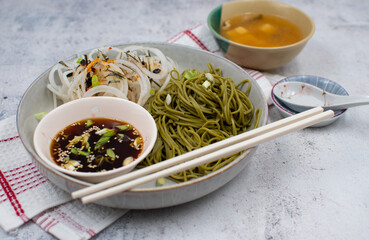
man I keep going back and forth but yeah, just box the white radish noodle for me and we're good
[47,46,177,107]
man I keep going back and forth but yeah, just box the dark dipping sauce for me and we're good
[50,118,143,173]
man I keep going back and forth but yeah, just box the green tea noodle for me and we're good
[139,64,261,182]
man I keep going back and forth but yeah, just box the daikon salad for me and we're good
[47,45,177,107]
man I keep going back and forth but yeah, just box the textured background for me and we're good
[1,0,369,239]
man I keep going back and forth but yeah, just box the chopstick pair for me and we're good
[72,107,333,204]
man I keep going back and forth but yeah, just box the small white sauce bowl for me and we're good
[33,96,157,183]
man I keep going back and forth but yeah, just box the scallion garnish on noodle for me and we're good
[47,46,178,108]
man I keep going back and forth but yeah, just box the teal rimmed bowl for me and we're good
[207,0,315,70]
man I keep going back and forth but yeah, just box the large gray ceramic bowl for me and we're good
[17,42,268,209]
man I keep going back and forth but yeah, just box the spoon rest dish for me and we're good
[273,81,369,112]
[271,75,348,127]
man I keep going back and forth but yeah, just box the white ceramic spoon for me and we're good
[273,81,369,112]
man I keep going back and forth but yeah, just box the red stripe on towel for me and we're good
[0,178,48,203]
[0,135,19,143]
[5,164,38,179]
[184,30,210,51]
[0,163,46,196]
[166,31,185,43]
[46,220,60,232]
[35,213,49,226]
[0,170,29,222]
[13,175,48,194]
[0,165,47,202]
[167,24,202,43]
[87,229,97,237]
[53,208,96,237]
[44,218,59,232]
[245,69,264,80]
[35,214,60,232]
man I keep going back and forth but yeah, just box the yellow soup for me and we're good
[220,13,303,47]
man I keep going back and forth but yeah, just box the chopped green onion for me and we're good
[106,148,116,160]
[76,58,83,64]
[34,112,48,121]
[95,128,109,135]
[165,94,172,105]
[94,136,110,150]
[123,156,134,166]
[104,157,114,164]
[95,155,105,167]
[202,80,211,89]
[77,150,90,156]
[82,135,89,146]
[70,148,89,156]
[92,74,99,87]
[156,177,166,186]
[131,137,143,150]
[205,73,214,81]
[116,125,132,131]
[63,160,80,171]
[102,130,116,138]
[70,148,78,155]
[117,133,125,140]
[67,136,83,147]
[95,128,114,135]
[81,135,91,151]
[86,120,94,127]
[183,69,199,79]
[150,88,156,95]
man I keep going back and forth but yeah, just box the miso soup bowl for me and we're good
[207,0,315,70]
[33,96,157,183]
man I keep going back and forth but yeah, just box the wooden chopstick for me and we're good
[72,107,322,199]
[72,107,333,204]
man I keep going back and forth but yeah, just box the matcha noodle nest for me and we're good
[138,64,261,182]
